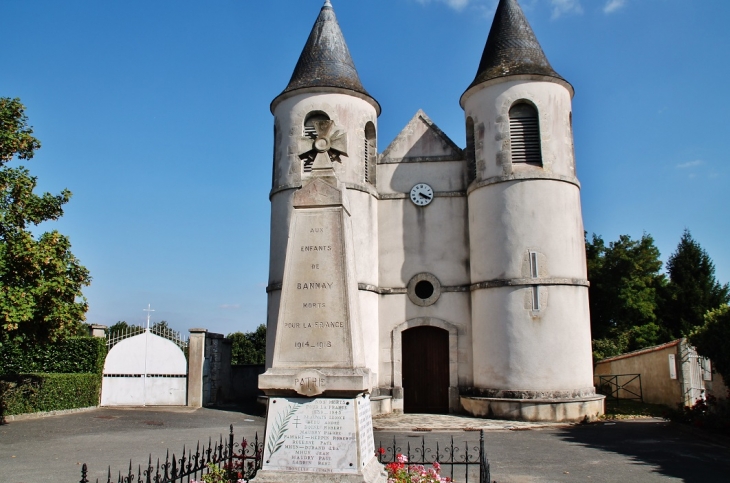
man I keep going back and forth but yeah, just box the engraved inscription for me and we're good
[357,395,374,465]
[296,282,334,289]
[263,397,358,474]
[275,209,351,365]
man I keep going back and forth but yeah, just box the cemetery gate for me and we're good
[101,326,188,406]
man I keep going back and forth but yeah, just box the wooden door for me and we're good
[402,326,449,414]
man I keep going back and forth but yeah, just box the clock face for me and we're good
[410,183,434,206]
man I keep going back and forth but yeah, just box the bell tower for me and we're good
[461,0,603,420]
[266,0,381,378]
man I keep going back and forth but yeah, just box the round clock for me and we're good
[409,183,434,206]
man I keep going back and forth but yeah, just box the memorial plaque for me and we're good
[356,394,374,462]
[274,208,353,366]
[264,397,372,474]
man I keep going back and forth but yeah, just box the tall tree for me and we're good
[664,229,729,338]
[0,98,91,345]
[587,233,667,359]
[227,324,266,365]
[690,305,730,384]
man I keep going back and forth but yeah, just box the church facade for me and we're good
[264,0,603,421]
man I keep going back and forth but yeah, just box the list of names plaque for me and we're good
[263,397,359,474]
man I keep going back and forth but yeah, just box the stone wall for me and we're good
[230,364,266,406]
[203,333,232,406]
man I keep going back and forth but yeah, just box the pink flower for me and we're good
[396,453,408,464]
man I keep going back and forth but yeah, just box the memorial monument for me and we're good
[257,2,385,480]
[263,0,602,433]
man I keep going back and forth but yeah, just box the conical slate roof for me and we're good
[278,1,372,100]
[466,0,565,91]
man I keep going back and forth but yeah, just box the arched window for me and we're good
[301,111,330,173]
[364,122,376,184]
[509,103,542,166]
[465,117,476,183]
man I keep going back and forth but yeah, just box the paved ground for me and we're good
[372,412,566,432]
[1,407,729,483]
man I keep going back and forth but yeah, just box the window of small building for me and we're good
[509,103,542,166]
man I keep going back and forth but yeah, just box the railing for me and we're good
[377,430,491,483]
[81,426,490,482]
[107,326,188,351]
[595,374,643,404]
[79,426,262,483]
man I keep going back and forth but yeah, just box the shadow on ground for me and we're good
[556,419,730,482]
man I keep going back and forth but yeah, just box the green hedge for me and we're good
[0,373,102,416]
[0,337,106,375]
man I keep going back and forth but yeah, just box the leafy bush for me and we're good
[0,336,106,375]
[0,373,101,416]
[668,393,730,435]
[227,325,266,365]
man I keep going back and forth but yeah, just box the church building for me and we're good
[264,0,603,421]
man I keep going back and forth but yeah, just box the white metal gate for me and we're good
[101,327,188,406]
[679,340,713,406]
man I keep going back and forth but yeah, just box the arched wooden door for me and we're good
[402,326,449,413]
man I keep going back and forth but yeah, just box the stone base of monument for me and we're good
[461,394,605,422]
[255,457,386,483]
[256,394,386,483]
[259,367,373,397]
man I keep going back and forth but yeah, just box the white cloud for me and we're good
[219,304,241,310]
[416,0,471,11]
[415,0,624,18]
[603,0,626,14]
[550,0,583,19]
[676,160,704,169]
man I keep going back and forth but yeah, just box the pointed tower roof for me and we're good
[272,1,379,113]
[465,0,567,93]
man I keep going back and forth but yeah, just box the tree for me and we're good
[227,324,266,365]
[690,305,730,384]
[0,98,91,345]
[663,229,729,338]
[0,98,41,163]
[586,233,667,359]
[152,320,170,331]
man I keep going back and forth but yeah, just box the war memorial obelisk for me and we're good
[257,136,385,481]
[257,4,385,478]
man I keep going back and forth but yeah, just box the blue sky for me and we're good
[2,0,728,335]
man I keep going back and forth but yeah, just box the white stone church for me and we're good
[264,0,603,421]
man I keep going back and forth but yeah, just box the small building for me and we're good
[594,339,728,408]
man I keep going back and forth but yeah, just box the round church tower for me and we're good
[267,1,381,376]
[461,0,603,421]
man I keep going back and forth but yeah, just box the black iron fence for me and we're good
[81,426,491,483]
[79,425,263,483]
[595,374,643,405]
[377,430,491,483]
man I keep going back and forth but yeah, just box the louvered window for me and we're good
[364,139,371,181]
[302,112,329,173]
[364,121,376,184]
[466,117,476,183]
[509,103,542,166]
